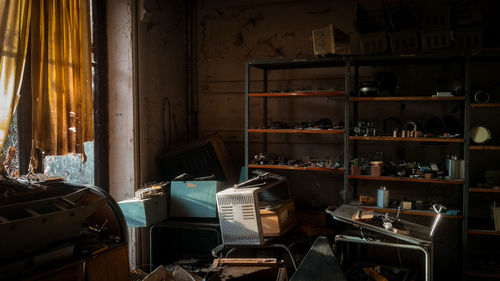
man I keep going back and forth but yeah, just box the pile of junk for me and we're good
[0,172,128,280]
[129,170,445,281]
[0,169,445,281]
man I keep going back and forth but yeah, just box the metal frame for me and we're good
[462,54,471,280]
[462,52,500,280]
[262,70,268,154]
[244,62,250,181]
[91,0,109,191]
[335,235,432,281]
[327,205,432,246]
[328,204,434,281]
[344,59,351,203]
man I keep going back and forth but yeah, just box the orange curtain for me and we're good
[0,0,31,154]
[30,0,93,160]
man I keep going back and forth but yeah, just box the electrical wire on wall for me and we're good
[162,97,172,151]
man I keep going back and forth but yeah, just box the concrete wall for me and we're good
[106,0,188,268]
[107,0,136,269]
[106,0,188,208]
[196,0,359,207]
[107,0,189,195]
[137,0,187,183]
[107,0,135,202]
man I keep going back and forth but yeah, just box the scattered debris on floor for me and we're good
[135,258,288,281]
[133,264,203,281]
[345,263,416,281]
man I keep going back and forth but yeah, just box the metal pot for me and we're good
[359,82,379,97]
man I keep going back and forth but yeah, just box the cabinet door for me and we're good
[86,246,131,281]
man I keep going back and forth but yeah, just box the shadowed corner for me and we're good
[290,236,346,281]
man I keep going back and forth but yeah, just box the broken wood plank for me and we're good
[213,258,280,267]
[24,207,40,216]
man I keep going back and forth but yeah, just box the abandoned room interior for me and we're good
[1,0,500,280]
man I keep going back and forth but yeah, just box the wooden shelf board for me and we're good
[248,129,344,134]
[350,96,465,101]
[469,188,500,193]
[350,136,464,143]
[468,229,500,236]
[470,146,500,151]
[466,270,500,278]
[471,103,500,108]
[357,205,462,219]
[248,164,344,173]
[349,175,464,184]
[249,91,345,97]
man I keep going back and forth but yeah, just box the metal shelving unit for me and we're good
[350,96,465,101]
[349,136,464,143]
[469,187,500,193]
[467,68,500,279]
[248,129,344,134]
[248,90,345,97]
[469,145,500,151]
[468,230,500,236]
[348,175,464,185]
[466,271,500,279]
[244,57,348,182]
[346,53,469,198]
[470,103,500,108]
[248,164,344,173]
[345,52,472,281]
[244,51,500,280]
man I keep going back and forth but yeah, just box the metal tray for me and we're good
[326,205,432,246]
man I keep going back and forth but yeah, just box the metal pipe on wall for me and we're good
[186,0,198,141]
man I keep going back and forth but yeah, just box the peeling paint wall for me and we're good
[197,0,358,207]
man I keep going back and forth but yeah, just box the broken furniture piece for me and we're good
[0,187,106,259]
[208,258,288,281]
[344,262,416,281]
[326,204,443,281]
[289,236,346,281]
[0,181,129,280]
[149,220,222,273]
[158,134,238,184]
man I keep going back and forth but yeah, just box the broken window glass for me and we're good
[1,114,19,178]
[43,141,94,185]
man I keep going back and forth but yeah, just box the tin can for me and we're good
[377,186,389,208]
[458,160,465,179]
[446,158,458,179]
